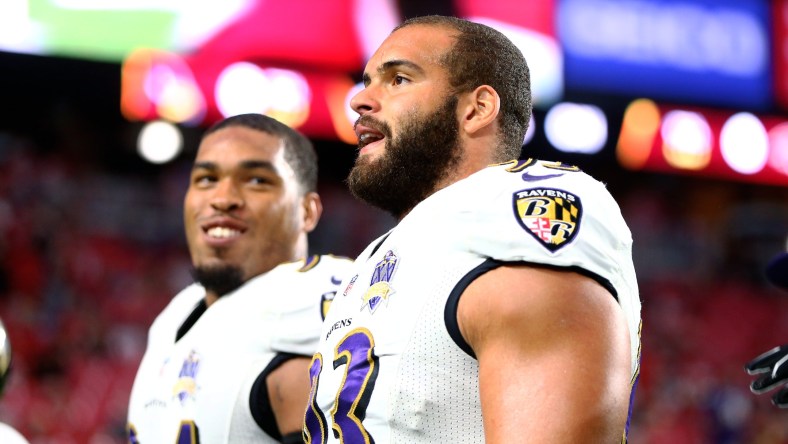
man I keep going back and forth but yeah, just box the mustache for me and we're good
[354,115,392,141]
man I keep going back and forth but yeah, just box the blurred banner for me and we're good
[116,0,565,141]
[1,0,786,186]
[775,0,788,109]
[558,0,772,111]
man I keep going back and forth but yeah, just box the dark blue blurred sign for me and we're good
[558,0,772,110]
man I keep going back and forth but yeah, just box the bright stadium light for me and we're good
[544,102,607,154]
[720,112,768,175]
[137,120,183,164]
[215,62,272,117]
[215,62,311,127]
[768,122,788,176]
[617,98,661,170]
[660,110,712,170]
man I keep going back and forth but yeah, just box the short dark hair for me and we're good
[394,15,532,161]
[203,113,318,193]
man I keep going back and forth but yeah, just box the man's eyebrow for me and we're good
[239,160,278,172]
[363,59,425,86]
[379,59,424,75]
[192,160,278,173]
[192,161,217,171]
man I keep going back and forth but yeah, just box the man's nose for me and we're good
[209,179,244,212]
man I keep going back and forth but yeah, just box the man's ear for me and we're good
[302,192,322,233]
[459,85,500,135]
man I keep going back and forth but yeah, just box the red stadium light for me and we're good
[617,99,788,186]
[121,49,206,125]
[120,50,358,143]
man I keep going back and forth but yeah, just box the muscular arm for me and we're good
[458,264,631,443]
[265,356,312,437]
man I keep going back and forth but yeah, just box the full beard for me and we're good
[347,95,463,219]
[192,264,244,297]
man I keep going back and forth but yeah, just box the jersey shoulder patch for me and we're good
[488,160,591,253]
[460,159,623,259]
[512,186,582,252]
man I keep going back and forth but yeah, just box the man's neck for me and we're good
[205,292,220,307]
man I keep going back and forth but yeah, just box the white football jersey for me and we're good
[305,160,641,443]
[0,423,30,444]
[128,255,352,444]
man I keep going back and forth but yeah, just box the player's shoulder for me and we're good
[0,423,30,444]
[148,283,204,334]
[302,254,354,271]
[458,158,622,221]
[480,158,610,196]
[157,284,204,319]
[453,158,631,258]
[242,254,351,303]
[274,254,353,278]
[291,254,353,295]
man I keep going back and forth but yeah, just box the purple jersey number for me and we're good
[127,424,139,444]
[305,354,329,443]
[177,420,198,444]
[127,420,199,443]
[304,328,379,444]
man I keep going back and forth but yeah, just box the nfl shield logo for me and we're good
[513,188,582,252]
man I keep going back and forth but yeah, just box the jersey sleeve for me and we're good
[0,423,31,444]
[267,255,354,356]
[458,160,641,374]
[463,160,637,302]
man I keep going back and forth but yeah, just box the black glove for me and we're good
[746,345,788,408]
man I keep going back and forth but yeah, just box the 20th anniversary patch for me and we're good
[513,188,582,252]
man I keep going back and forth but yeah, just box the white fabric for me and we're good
[0,423,30,444]
[128,255,352,444]
[307,161,641,443]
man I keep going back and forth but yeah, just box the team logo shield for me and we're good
[513,188,582,252]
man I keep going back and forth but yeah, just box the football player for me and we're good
[304,15,641,443]
[0,317,31,444]
[745,251,788,407]
[128,114,352,443]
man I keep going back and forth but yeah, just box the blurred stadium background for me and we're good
[0,0,787,442]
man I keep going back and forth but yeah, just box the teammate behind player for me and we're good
[304,15,641,443]
[745,250,788,407]
[128,113,351,443]
[0,317,31,444]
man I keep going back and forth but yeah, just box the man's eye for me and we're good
[194,175,216,185]
[393,75,408,85]
[250,177,272,185]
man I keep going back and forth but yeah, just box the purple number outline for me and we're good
[304,328,379,443]
[177,420,198,444]
[304,353,329,443]
[331,328,379,443]
[129,421,198,443]
[127,423,139,444]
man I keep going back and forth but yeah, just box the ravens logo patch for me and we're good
[513,188,582,252]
